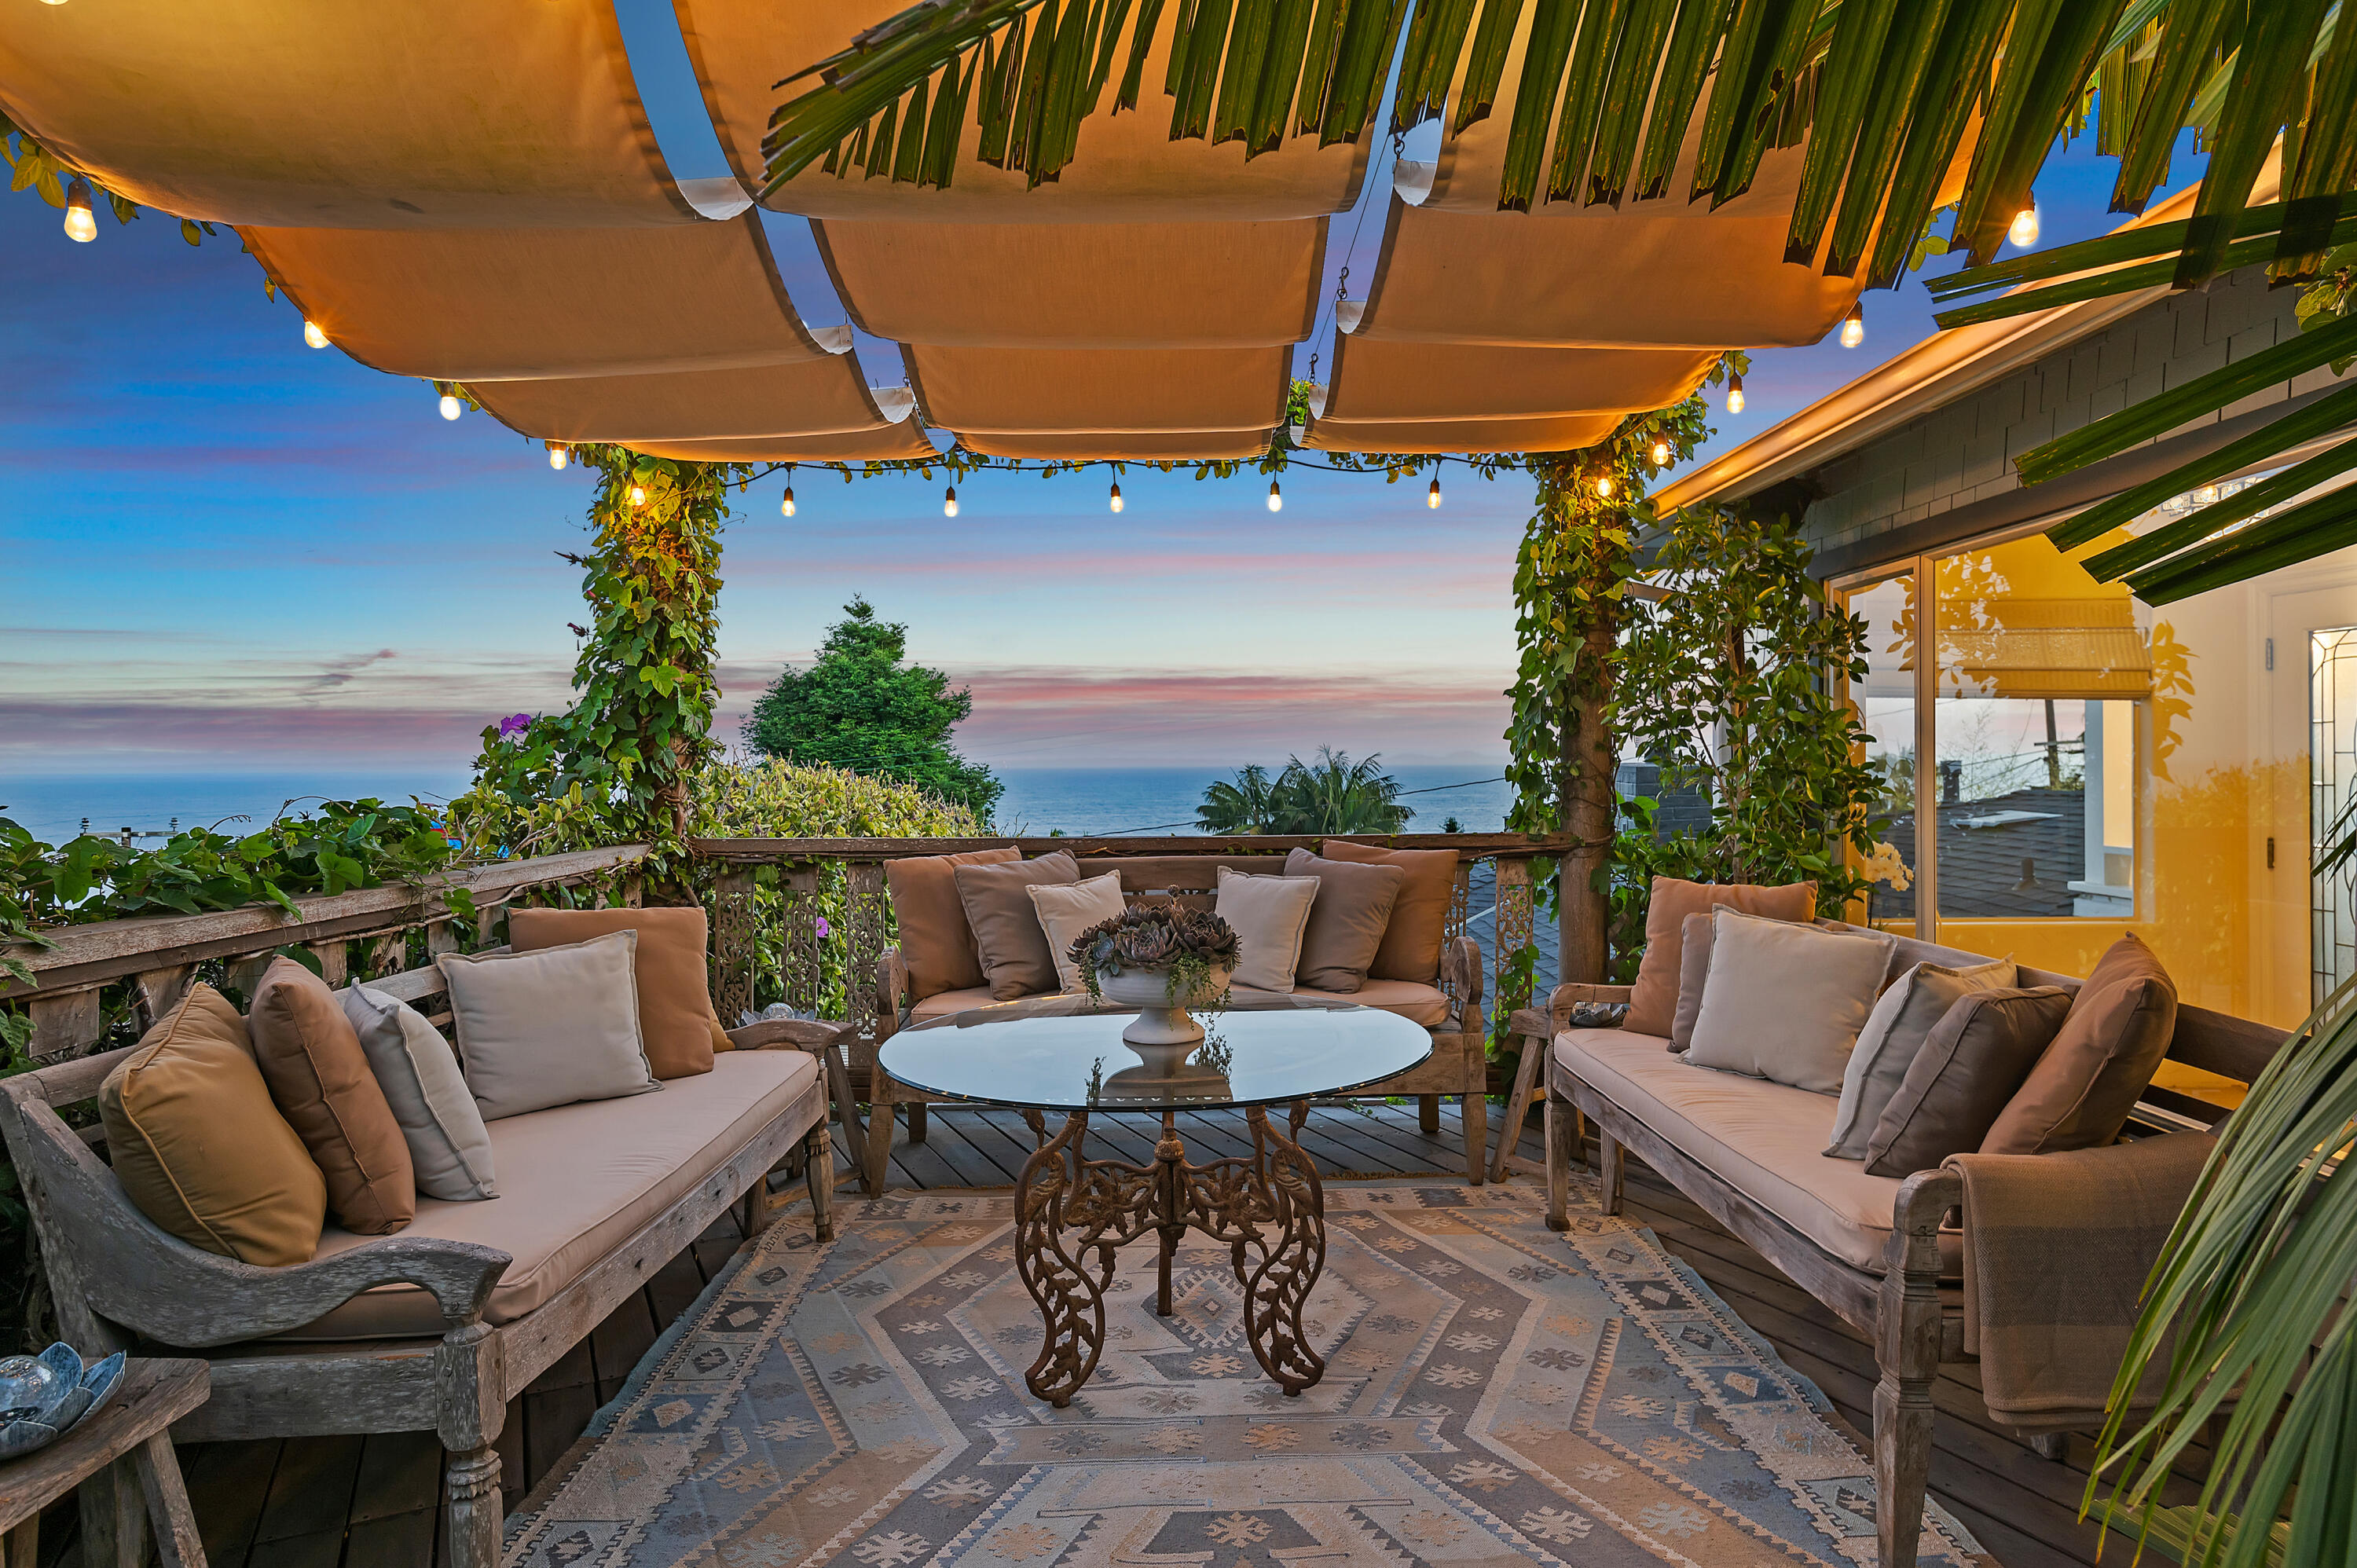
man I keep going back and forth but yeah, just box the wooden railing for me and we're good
[1,844,650,1063]
[688,833,1569,1072]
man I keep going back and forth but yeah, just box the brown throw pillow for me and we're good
[1315,841,1457,983]
[1670,912,1715,1052]
[1625,877,1817,1037]
[885,847,1022,1000]
[955,852,1081,999]
[510,905,729,1079]
[1285,848,1406,992]
[250,957,416,1235]
[101,984,328,1266]
[1983,934,2179,1155]
[1864,987,2073,1178]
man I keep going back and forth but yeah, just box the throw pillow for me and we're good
[1671,911,1861,1050]
[1284,848,1406,992]
[1982,933,2179,1154]
[341,983,499,1200]
[885,847,1022,1000]
[1626,877,1817,1037]
[1686,909,1896,1093]
[955,852,1082,1000]
[249,957,416,1235]
[1314,841,1457,983]
[1864,987,2073,1177]
[510,905,729,1079]
[438,929,662,1120]
[1028,872,1130,992]
[100,984,327,1266]
[1824,956,2016,1160]
[1215,867,1321,993]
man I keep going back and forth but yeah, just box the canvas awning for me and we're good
[0,0,710,226]
[471,361,912,445]
[243,214,846,381]
[812,218,1325,347]
[673,0,1370,222]
[1314,336,1714,423]
[1299,412,1618,455]
[959,430,1275,460]
[630,424,940,462]
[904,345,1292,437]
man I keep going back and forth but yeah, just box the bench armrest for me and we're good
[1442,935,1484,1035]
[876,946,911,1043]
[1545,982,1633,1034]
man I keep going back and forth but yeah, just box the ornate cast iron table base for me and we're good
[1014,1103,1326,1408]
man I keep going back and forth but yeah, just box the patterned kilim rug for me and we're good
[506,1178,1985,1568]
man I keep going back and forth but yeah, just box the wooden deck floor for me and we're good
[33,1101,2150,1568]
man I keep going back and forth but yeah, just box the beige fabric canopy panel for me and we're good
[1301,412,1618,455]
[244,214,847,382]
[957,429,1274,460]
[812,218,1326,347]
[674,0,1371,222]
[0,0,706,227]
[472,360,909,445]
[905,344,1292,435]
[629,424,941,462]
[1315,336,1714,423]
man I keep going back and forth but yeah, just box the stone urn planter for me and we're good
[1095,965,1233,1072]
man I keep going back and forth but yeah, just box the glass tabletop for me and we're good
[877,993,1435,1111]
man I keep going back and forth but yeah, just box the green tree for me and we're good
[743,598,1003,822]
[1196,751,1411,835]
[1197,764,1285,833]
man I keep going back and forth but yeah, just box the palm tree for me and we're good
[1196,764,1285,834]
[1273,749,1413,835]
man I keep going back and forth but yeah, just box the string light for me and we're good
[1109,480,1124,513]
[944,485,959,518]
[1266,480,1282,512]
[2009,203,2040,247]
[1426,474,1442,509]
[782,465,796,517]
[546,441,567,471]
[438,391,462,420]
[1725,372,1746,414]
[1839,302,1864,349]
[629,483,647,507]
[1650,440,1671,465]
[1595,473,1615,499]
[63,176,96,243]
[302,319,328,350]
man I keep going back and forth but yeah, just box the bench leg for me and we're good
[863,1079,895,1196]
[441,1445,502,1568]
[2025,1431,2067,1462]
[1544,1095,1574,1232]
[1490,1035,1546,1184]
[1461,1093,1487,1185]
[1418,1094,1440,1134]
[80,1455,146,1568]
[1595,1130,1625,1217]
[807,1125,836,1242]
[134,1432,204,1568]
[906,1101,929,1143]
[1874,1211,1945,1568]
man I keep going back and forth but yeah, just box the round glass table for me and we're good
[877,994,1431,1405]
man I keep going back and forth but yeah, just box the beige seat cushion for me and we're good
[283,1050,819,1339]
[911,980,1453,1028]
[1554,1027,1959,1277]
[911,985,1002,1021]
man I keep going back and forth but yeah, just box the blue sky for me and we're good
[0,17,2198,779]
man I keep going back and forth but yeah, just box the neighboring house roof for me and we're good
[1872,786,2090,925]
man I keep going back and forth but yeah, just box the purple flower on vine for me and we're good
[497,713,532,740]
[814,916,831,939]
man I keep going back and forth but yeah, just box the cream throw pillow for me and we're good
[343,982,499,1199]
[1824,957,2016,1159]
[1028,872,1130,991]
[1686,908,1896,1094]
[438,929,661,1121]
[1214,867,1320,993]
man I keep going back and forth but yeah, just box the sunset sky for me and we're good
[1,15,2194,778]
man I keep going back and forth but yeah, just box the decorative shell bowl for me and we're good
[0,1344,125,1460]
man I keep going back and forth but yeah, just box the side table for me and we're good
[0,1357,210,1568]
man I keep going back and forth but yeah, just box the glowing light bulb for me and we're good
[2009,204,2040,247]
[944,485,959,518]
[1839,303,1864,349]
[1427,475,1442,509]
[1650,440,1671,466]
[1725,373,1746,415]
[1266,480,1282,512]
[438,392,462,421]
[546,441,566,471]
[1109,481,1124,514]
[63,176,96,243]
[629,484,647,507]
[1596,474,1615,499]
[782,486,796,517]
[301,318,328,350]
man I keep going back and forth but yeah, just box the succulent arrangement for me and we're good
[1068,906,1240,1008]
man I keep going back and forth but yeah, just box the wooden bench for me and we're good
[1532,934,2282,1568]
[0,950,844,1568]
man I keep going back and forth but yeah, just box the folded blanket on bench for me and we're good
[1945,1132,2215,1431]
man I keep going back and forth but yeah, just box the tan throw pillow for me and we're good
[439,929,662,1120]
[885,847,1022,1001]
[1314,841,1457,983]
[1824,957,2016,1160]
[509,905,728,1079]
[955,852,1081,1000]
[1864,987,2073,1177]
[1685,909,1895,1094]
[1028,872,1130,992]
[1215,867,1321,993]
[101,984,327,1266]
[1983,934,2179,1154]
[249,957,416,1235]
[342,982,498,1201]
[1284,848,1406,992]
[1626,877,1818,1037]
